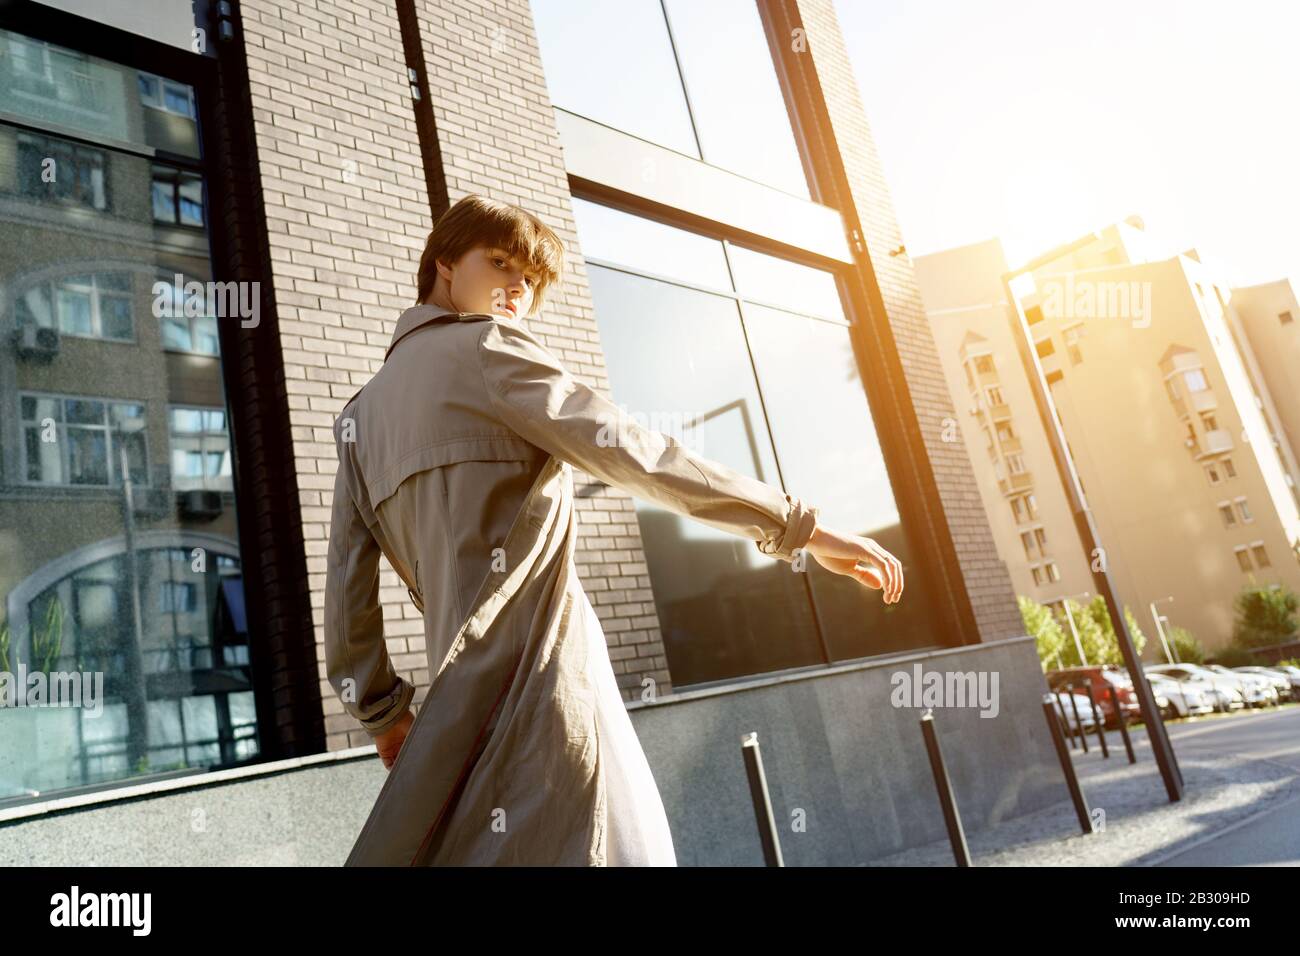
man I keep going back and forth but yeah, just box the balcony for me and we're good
[998,472,1034,496]
[987,402,1012,422]
[1194,429,1234,459]
[998,435,1023,455]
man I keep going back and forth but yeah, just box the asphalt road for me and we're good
[1151,705,1300,866]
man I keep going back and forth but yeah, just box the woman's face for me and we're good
[436,244,538,320]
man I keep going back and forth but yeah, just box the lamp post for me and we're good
[1151,596,1177,663]
[1059,590,1090,666]
[1002,246,1183,802]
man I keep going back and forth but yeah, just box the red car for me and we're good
[1046,666,1141,726]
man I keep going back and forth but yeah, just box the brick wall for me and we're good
[239,0,436,751]
[791,0,1025,642]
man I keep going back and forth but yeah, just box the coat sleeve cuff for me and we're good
[755,494,819,562]
[360,677,416,737]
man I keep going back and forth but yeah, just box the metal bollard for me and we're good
[1109,685,1136,763]
[1082,684,1109,758]
[740,732,783,867]
[1054,693,1078,751]
[1066,685,1089,754]
[919,710,972,867]
[1041,694,1095,834]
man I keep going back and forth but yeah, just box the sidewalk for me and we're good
[866,704,1300,866]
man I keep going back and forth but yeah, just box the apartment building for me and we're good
[0,0,1069,864]
[1232,279,1300,478]
[916,218,1300,659]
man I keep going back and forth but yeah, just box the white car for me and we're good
[1147,673,1214,718]
[1145,664,1243,712]
[1050,691,1102,735]
[1204,664,1277,707]
[1234,666,1297,701]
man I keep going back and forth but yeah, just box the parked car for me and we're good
[1234,666,1297,701]
[1145,664,1243,712]
[1147,673,1214,719]
[1203,664,1277,707]
[1046,665,1140,726]
[1049,690,1102,736]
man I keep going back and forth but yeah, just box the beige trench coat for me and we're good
[324,303,819,865]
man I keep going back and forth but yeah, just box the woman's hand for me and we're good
[374,708,414,770]
[804,524,904,604]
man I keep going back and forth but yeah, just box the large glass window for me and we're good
[0,29,257,806]
[530,0,809,197]
[574,199,940,686]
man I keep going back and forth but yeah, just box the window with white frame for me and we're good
[155,273,220,355]
[137,70,196,117]
[15,271,133,341]
[1222,457,1237,478]
[1219,502,1236,527]
[1205,462,1221,484]
[151,165,204,226]
[168,406,232,491]
[1234,546,1253,572]
[1251,542,1271,568]
[1006,453,1026,475]
[1183,368,1209,392]
[16,132,108,211]
[19,392,148,487]
[1021,531,1036,559]
[1044,562,1060,582]
[1235,497,1253,523]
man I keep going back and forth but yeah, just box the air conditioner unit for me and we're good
[131,487,173,518]
[178,489,223,520]
[12,324,59,362]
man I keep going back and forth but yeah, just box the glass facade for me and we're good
[530,0,809,198]
[574,198,941,686]
[0,28,257,805]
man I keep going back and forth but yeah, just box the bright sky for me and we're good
[833,0,1299,287]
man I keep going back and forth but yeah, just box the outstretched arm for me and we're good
[476,317,816,561]
[474,317,903,602]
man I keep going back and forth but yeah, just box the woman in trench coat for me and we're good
[323,195,904,866]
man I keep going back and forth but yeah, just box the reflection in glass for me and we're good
[529,0,699,156]
[573,197,731,292]
[725,243,843,319]
[663,0,809,198]
[0,29,256,805]
[588,264,823,685]
[0,29,201,157]
[743,305,941,658]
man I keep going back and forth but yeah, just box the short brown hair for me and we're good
[416,194,565,317]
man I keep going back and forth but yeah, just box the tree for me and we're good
[1166,625,1204,664]
[1020,596,1067,670]
[1074,596,1147,665]
[1232,582,1299,649]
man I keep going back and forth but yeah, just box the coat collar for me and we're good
[385,304,493,362]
